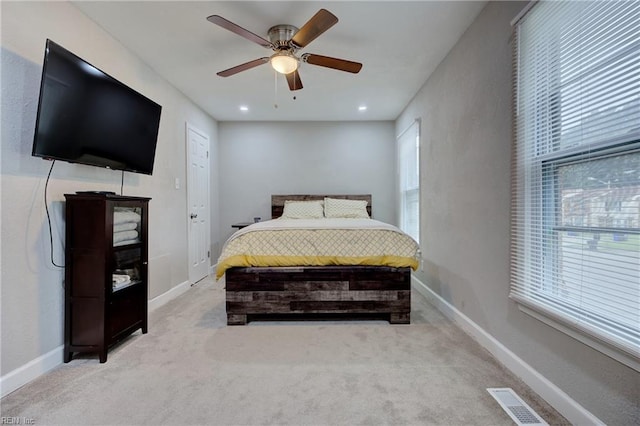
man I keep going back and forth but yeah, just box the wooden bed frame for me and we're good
[225,195,411,325]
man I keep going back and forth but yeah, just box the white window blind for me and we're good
[511,1,640,366]
[398,120,420,243]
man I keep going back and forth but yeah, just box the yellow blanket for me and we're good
[216,218,420,279]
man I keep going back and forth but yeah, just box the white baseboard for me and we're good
[2,280,193,398]
[0,345,63,398]
[148,280,191,312]
[411,275,604,426]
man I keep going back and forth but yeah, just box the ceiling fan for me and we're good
[206,9,362,91]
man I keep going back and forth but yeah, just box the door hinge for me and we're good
[206,151,209,158]
[208,250,210,258]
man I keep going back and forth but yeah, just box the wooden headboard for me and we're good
[271,194,372,219]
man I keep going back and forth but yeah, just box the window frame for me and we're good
[397,119,421,244]
[510,1,640,370]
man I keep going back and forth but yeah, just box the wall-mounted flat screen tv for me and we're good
[32,39,162,175]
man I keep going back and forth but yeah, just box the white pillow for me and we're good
[324,197,369,218]
[281,200,324,219]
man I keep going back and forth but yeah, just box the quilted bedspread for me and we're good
[216,218,420,279]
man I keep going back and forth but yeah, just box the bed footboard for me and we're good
[225,266,411,325]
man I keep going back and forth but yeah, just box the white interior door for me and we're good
[186,123,210,283]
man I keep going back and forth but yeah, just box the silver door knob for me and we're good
[190,213,198,219]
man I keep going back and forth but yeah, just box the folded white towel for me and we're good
[112,274,132,291]
[114,239,140,247]
[114,222,137,233]
[113,230,138,244]
[114,210,141,225]
[112,274,131,284]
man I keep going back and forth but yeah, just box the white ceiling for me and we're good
[73,1,486,122]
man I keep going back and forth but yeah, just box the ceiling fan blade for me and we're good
[207,15,273,49]
[285,70,303,91]
[290,9,338,48]
[303,54,362,74]
[217,58,270,77]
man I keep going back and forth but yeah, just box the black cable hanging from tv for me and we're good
[45,160,64,268]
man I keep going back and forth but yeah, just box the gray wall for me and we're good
[217,121,396,244]
[1,1,220,375]
[396,2,639,424]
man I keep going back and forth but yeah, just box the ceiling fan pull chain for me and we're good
[274,70,279,109]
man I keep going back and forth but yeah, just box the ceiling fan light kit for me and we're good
[207,9,362,91]
[270,51,299,74]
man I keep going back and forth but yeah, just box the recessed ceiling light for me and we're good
[358,105,367,111]
[239,105,249,112]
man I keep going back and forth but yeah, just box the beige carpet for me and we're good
[1,276,568,425]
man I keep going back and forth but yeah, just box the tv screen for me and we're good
[32,39,162,175]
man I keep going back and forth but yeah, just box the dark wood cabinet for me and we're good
[63,193,150,363]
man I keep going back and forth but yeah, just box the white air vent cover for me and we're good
[487,388,548,425]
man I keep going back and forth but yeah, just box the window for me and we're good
[511,1,639,368]
[397,119,420,243]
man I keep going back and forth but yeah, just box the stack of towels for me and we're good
[113,209,141,247]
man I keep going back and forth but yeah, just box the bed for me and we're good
[216,195,420,325]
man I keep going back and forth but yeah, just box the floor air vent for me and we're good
[487,388,548,425]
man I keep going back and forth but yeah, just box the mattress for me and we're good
[216,218,420,279]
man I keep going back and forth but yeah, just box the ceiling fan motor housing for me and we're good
[268,25,299,49]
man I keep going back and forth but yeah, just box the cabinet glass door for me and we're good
[112,206,143,292]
